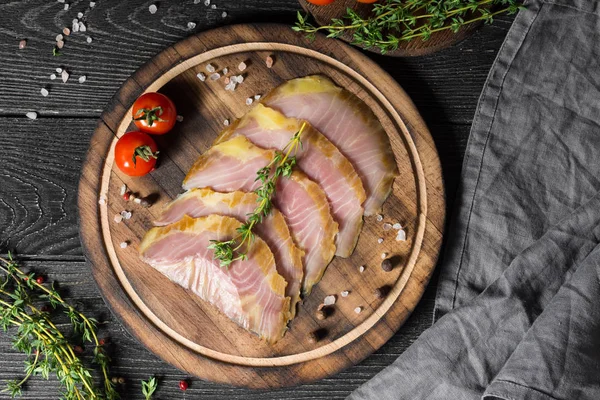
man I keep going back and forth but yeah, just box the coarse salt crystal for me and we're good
[56,67,62,73]
[119,184,127,196]
[78,75,86,83]
[265,55,274,68]
[354,306,362,314]
[209,72,221,81]
[120,241,128,249]
[57,0,65,2]
[206,63,215,72]
[236,75,244,83]
[211,4,216,9]
[377,238,384,244]
[26,112,37,120]
[323,295,336,306]
[224,77,230,84]
[222,67,228,74]
[79,22,86,32]
[359,265,365,273]
[56,40,64,49]
[187,21,196,29]
[72,21,79,32]
[86,36,92,43]
[221,11,227,17]
[120,210,132,220]
[149,4,157,13]
[376,214,383,222]
[396,229,406,241]
[238,61,247,71]
[245,97,253,106]
[64,3,69,10]
[224,119,230,126]
[341,290,349,297]
[204,0,210,5]
[194,0,201,3]
[381,252,388,259]
[50,74,56,80]
[113,214,122,223]
[225,81,236,91]
[63,27,70,36]
[176,115,184,122]
[89,1,96,7]
[393,223,402,230]
[56,34,63,42]
[254,94,261,100]
[61,70,69,83]
[19,40,27,49]
[197,72,206,82]
[383,223,392,231]
[41,88,49,97]
[134,198,142,204]
[77,12,83,18]
[98,194,106,205]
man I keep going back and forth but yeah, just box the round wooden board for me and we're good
[78,23,445,389]
[299,0,482,57]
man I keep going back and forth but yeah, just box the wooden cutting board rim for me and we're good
[99,42,427,367]
[78,23,445,387]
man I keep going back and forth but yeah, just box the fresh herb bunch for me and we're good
[0,253,119,400]
[209,123,306,267]
[293,0,523,54]
[141,376,157,400]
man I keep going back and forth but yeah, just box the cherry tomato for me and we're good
[356,0,378,2]
[114,131,159,176]
[306,0,335,5]
[132,92,177,135]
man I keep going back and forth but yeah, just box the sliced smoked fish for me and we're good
[139,214,291,343]
[215,104,366,258]
[183,136,338,295]
[155,188,304,318]
[262,75,398,215]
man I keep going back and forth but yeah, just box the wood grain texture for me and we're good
[299,0,483,57]
[79,23,445,388]
[0,0,513,398]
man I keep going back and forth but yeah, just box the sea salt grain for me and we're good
[221,11,227,18]
[377,238,384,244]
[194,0,201,3]
[235,75,244,83]
[204,0,210,5]
[50,74,56,80]
[383,223,392,231]
[359,265,365,273]
[78,75,86,83]
[113,214,123,223]
[187,21,196,29]
[72,20,79,32]
[341,290,349,297]
[222,67,228,74]
[26,112,37,120]
[206,63,215,73]
[392,223,402,230]
[149,4,157,14]
[56,40,64,49]
[396,230,406,241]
[120,210,132,220]
[86,37,92,43]
[64,3,69,10]
[89,1,96,7]
[63,27,70,36]
[61,70,69,83]
[381,252,388,259]
[265,55,274,68]
[209,72,221,81]
[58,0,65,2]
[223,119,230,126]
[55,34,63,42]
[41,88,49,97]
[56,67,62,73]
[354,306,362,314]
[119,184,127,196]
[77,12,83,18]
[376,214,383,222]
[254,94,261,100]
[98,194,106,205]
[196,72,206,82]
[225,81,236,91]
[176,115,184,122]
[120,241,128,249]
[211,4,216,9]
[245,97,253,106]
[19,40,27,49]
[323,295,336,306]
[79,22,86,32]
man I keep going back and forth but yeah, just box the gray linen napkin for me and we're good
[348,0,600,398]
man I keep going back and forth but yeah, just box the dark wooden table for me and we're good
[0,1,513,398]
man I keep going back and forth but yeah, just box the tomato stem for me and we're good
[132,145,159,167]
[134,106,166,127]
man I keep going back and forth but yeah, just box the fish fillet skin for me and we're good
[262,75,398,215]
[140,214,291,343]
[215,104,366,258]
[155,188,304,318]
[183,136,338,295]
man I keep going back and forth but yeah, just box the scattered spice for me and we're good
[50,74,56,80]
[265,55,274,68]
[119,184,127,196]
[61,70,69,83]
[221,11,227,18]
[119,241,129,249]
[86,36,93,43]
[359,265,365,273]
[90,1,96,7]
[149,4,157,14]
[63,3,69,10]
[254,94,262,100]
[374,285,390,299]
[40,88,49,97]
[224,119,230,126]
[179,380,189,391]
[323,294,336,306]
[206,63,216,73]
[98,194,107,205]
[197,72,206,82]
[78,75,86,83]
[211,4,216,9]
[308,330,320,343]
[315,308,327,320]
[79,22,87,32]
[340,290,349,297]
[204,0,210,5]
[245,97,253,106]
[117,377,125,385]
[18,39,27,49]
[392,222,402,230]
[238,61,247,71]
[383,222,392,231]
[354,306,362,314]
[139,197,152,208]
[56,40,64,49]
[376,214,383,222]
[56,67,62,73]
[176,115,184,122]
[187,21,196,30]
[120,210,132,220]
[381,252,388,260]
[56,34,63,42]
[209,72,221,81]
[222,67,228,74]
[377,238,384,244]
[396,230,406,241]
[381,258,393,272]
[25,112,37,120]
[113,214,123,223]
[63,27,71,36]
[123,192,131,201]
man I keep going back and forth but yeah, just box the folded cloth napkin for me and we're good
[348,0,600,398]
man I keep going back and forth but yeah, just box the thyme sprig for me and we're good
[141,376,157,400]
[293,0,523,54]
[0,253,119,400]
[208,123,306,267]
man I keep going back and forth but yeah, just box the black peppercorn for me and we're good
[381,258,393,272]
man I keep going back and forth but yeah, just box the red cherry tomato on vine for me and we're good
[306,0,335,5]
[132,92,177,135]
[114,131,159,176]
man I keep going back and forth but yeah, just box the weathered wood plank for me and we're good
[0,0,512,124]
[0,260,435,399]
